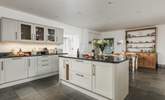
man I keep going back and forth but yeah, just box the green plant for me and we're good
[93,39,108,52]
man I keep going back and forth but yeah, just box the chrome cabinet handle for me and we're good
[1,62,3,71]
[28,59,31,67]
[76,60,83,62]
[15,32,18,40]
[12,57,22,60]
[42,60,48,62]
[42,64,49,66]
[76,73,84,77]
[92,64,96,76]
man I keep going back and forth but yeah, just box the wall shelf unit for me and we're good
[126,27,157,53]
[126,27,157,69]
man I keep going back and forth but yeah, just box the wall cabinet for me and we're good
[92,62,113,99]
[0,17,64,44]
[46,27,56,43]
[4,57,28,82]
[27,57,38,77]
[56,28,64,44]
[0,18,18,41]
[19,22,34,41]
[34,25,45,41]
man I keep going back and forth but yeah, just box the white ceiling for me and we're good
[0,0,165,32]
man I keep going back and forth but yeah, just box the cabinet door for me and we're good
[143,54,156,69]
[49,55,59,72]
[37,56,52,75]
[34,25,45,41]
[1,18,18,41]
[4,58,28,82]
[46,27,56,43]
[59,58,71,81]
[0,60,4,84]
[18,22,33,41]
[27,57,38,77]
[92,62,113,99]
[55,28,64,44]
[71,59,92,75]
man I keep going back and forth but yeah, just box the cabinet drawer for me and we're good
[71,59,92,75]
[70,71,92,90]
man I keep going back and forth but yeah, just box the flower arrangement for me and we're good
[93,39,108,53]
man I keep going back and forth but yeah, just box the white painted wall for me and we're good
[156,25,165,65]
[0,6,99,53]
[101,26,165,65]
[101,30,126,53]
[80,29,101,53]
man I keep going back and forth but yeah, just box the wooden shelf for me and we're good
[127,35,156,39]
[128,47,153,49]
[127,42,155,44]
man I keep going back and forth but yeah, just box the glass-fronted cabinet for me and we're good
[34,25,45,41]
[47,28,55,42]
[20,22,33,40]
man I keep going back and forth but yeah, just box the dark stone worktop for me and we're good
[59,55,128,64]
[0,53,67,59]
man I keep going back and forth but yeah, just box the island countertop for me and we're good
[59,54,128,64]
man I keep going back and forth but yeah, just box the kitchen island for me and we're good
[59,55,129,100]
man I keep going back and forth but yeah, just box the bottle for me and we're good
[77,48,80,58]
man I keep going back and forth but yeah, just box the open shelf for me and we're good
[126,27,156,52]
[127,35,156,39]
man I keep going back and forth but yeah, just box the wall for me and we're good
[0,6,99,53]
[101,30,126,53]
[156,25,165,65]
[101,26,165,65]
[80,29,101,53]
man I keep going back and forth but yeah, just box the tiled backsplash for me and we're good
[0,42,62,52]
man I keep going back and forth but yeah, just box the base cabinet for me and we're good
[49,55,59,72]
[138,53,157,69]
[4,58,28,82]
[59,58,71,81]
[59,58,129,100]
[37,56,52,75]
[92,62,113,99]
[27,57,38,77]
[0,59,4,84]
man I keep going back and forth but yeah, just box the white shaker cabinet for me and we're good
[46,27,56,43]
[0,59,4,84]
[69,59,92,90]
[18,22,34,41]
[49,55,59,72]
[37,56,52,75]
[59,58,71,81]
[4,57,28,82]
[0,18,18,41]
[92,62,113,99]
[27,57,38,77]
[55,28,64,44]
[34,25,45,42]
